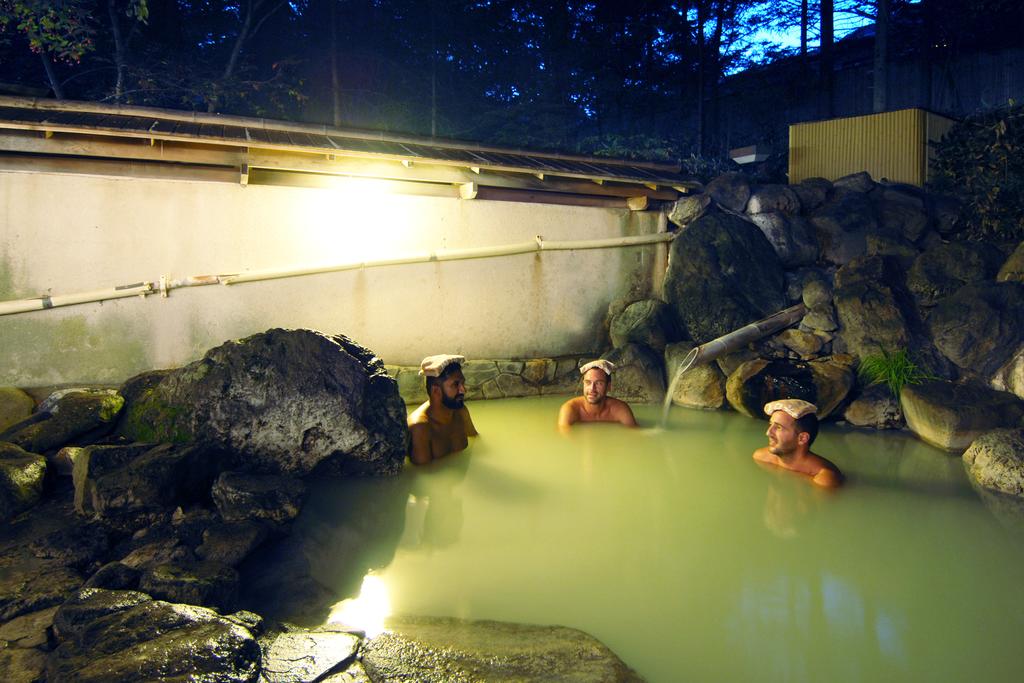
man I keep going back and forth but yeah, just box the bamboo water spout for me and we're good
[660,303,808,427]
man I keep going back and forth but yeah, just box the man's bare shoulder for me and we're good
[808,452,844,486]
[407,401,430,427]
[752,447,778,464]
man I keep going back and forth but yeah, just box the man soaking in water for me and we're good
[408,354,478,465]
[753,399,843,488]
[557,359,637,429]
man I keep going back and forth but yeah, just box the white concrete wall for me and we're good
[0,169,662,387]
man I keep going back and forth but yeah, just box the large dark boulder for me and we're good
[0,443,46,523]
[963,429,1024,498]
[808,191,877,265]
[361,616,642,683]
[609,299,683,351]
[117,329,409,477]
[901,380,1024,451]
[833,255,911,359]
[0,390,124,453]
[906,242,1004,307]
[928,282,1024,377]
[47,588,260,683]
[663,211,786,343]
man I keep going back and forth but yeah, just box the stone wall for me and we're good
[386,356,592,405]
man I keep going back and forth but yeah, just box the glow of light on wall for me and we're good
[326,572,392,637]
[295,177,422,265]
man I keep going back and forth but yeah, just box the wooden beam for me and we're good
[0,129,683,200]
[240,163,249,186]
[0,129,244,167]
[475,187,627,209]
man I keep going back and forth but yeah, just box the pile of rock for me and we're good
[0,329,409,681]
[609,171,1024,452]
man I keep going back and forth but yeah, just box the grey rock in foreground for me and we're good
[361,616,643,683]
[901,380,1024,452]
[47,588,260,683]
[261,627,361,682]
[117,328,408,477]
[962,429,1024,497]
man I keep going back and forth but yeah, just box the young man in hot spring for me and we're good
[407,354,478,465]
[752,399,843,488]
[557,359,637,430]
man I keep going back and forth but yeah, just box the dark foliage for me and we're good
[929,103,1024,242]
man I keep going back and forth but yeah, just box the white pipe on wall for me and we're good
[0,232,676,316]
[0,283,153,316]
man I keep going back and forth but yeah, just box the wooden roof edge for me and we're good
[0,95,684,174]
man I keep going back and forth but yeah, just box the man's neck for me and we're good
[428,397,455,423]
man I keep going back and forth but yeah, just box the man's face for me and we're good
[582,368,610,405]
[766,411,803,457]
[439,370,467,409]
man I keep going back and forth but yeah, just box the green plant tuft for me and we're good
[857,349,934,399]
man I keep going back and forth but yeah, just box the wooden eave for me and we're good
[0,96,700,203]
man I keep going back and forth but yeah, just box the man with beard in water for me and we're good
[557,359,637,429]
[753,399,843,488]
[408,354,478,465]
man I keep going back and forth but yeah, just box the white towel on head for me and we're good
[763,399,817,419]
[579,359,615,377]
[418,354,466,377]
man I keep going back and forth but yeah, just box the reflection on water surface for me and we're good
[242,397,1024,683]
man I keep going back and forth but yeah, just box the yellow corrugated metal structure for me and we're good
[788,108,956,186]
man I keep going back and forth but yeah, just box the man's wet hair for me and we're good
[794,413,819,446]
[426,362,463,393]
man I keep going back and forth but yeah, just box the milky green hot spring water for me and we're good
[242,397,1024,682]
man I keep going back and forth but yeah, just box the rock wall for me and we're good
[387,356,594,405]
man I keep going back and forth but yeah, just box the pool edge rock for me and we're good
[361,615,645,683]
